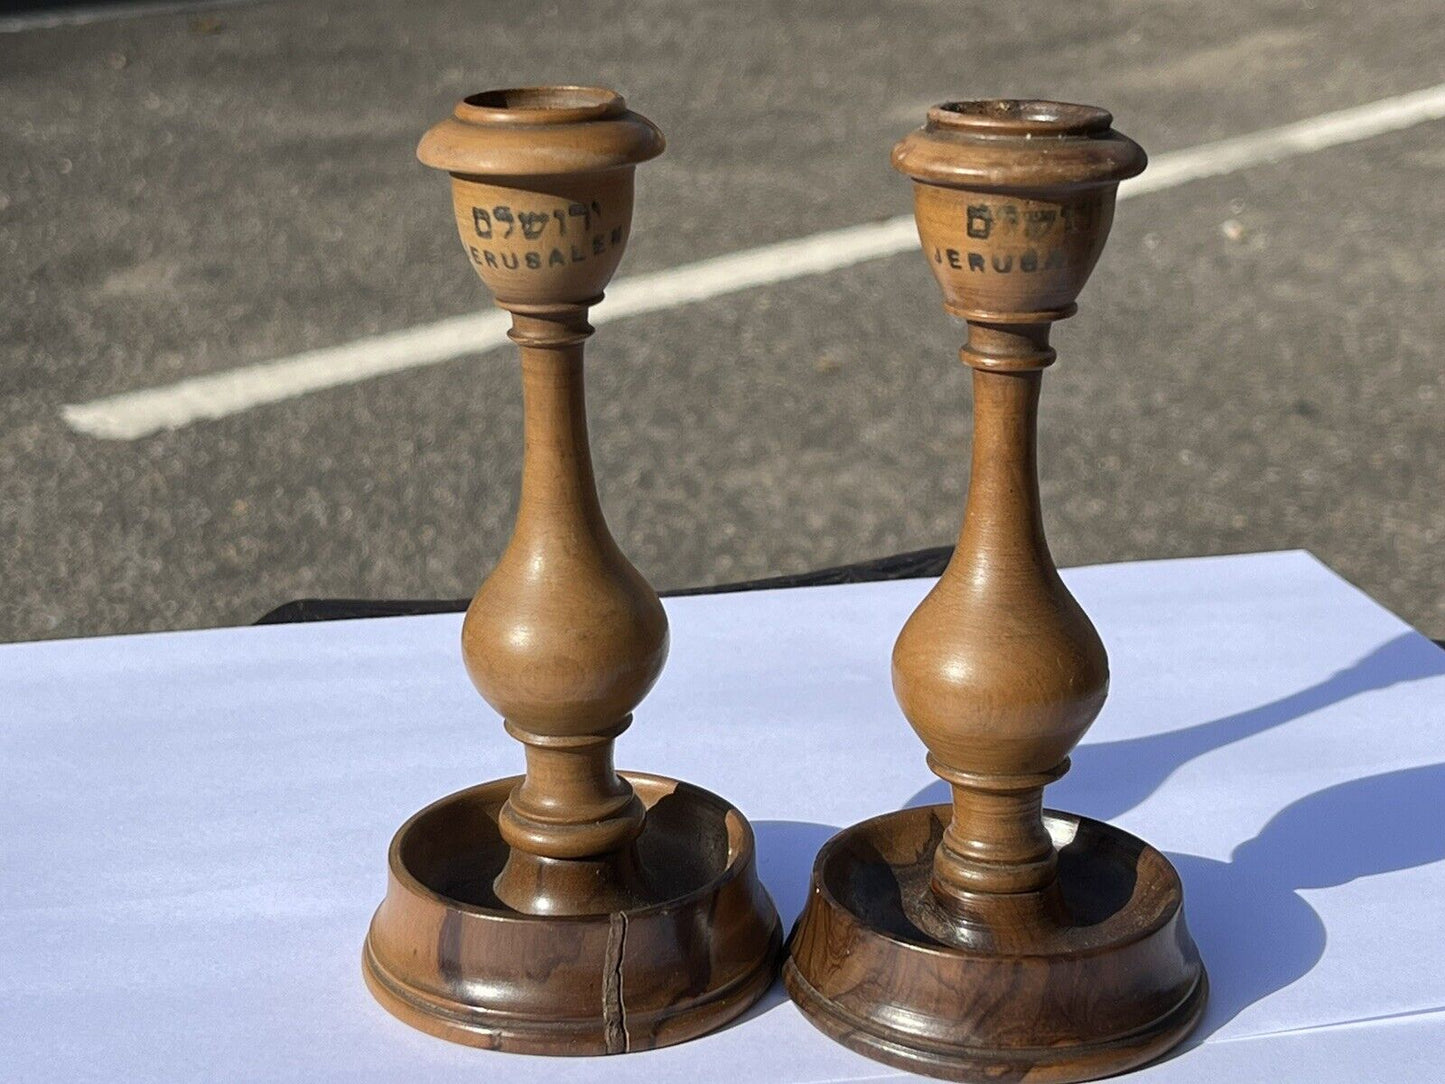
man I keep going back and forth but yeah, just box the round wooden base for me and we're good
[784,806,1207,1083]
[363,772,782,1055]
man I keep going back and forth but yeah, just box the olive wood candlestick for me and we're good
[362,87,781,1055]
[783,101,1207,1082]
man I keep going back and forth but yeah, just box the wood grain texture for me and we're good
[364,87,779,1054]
[786,100,1206,1081]
[365,774,782,1055]
[783,807,1207,1082]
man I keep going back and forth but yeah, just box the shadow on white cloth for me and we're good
[1169,762,1445,1040]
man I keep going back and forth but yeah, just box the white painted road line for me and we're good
[0,1,269,33]
[62,83,1445,441]
[1124,82,1445,197]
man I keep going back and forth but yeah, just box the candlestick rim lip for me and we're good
[418,87,664,177]
[892,99,1146,190]
[458,85,627,124]
[929,99,1113,136]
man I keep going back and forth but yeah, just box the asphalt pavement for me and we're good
[1,0,1441,642]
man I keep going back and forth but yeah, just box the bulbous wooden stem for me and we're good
[894,323,1108,947]
[465,302,665,916]
[935,354,1068,936]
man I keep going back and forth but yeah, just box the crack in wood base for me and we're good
[363,773,782,1055]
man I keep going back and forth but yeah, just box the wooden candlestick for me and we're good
[784,101,1207,1082]
[363,87,780,1055]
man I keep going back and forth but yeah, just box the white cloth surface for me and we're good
[1,550,1442,1081]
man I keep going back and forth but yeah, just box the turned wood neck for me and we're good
[495,720,648,916]
[512,309,609,547]
[957,365,1050,576]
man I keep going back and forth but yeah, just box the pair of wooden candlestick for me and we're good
[362,87,1207,1082]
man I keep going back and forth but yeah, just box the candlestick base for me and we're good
[363,773,781,1055]
[784,805,1206,1083]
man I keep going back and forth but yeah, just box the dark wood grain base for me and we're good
[784,805,1207,1082]
[363,773,782,1055]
